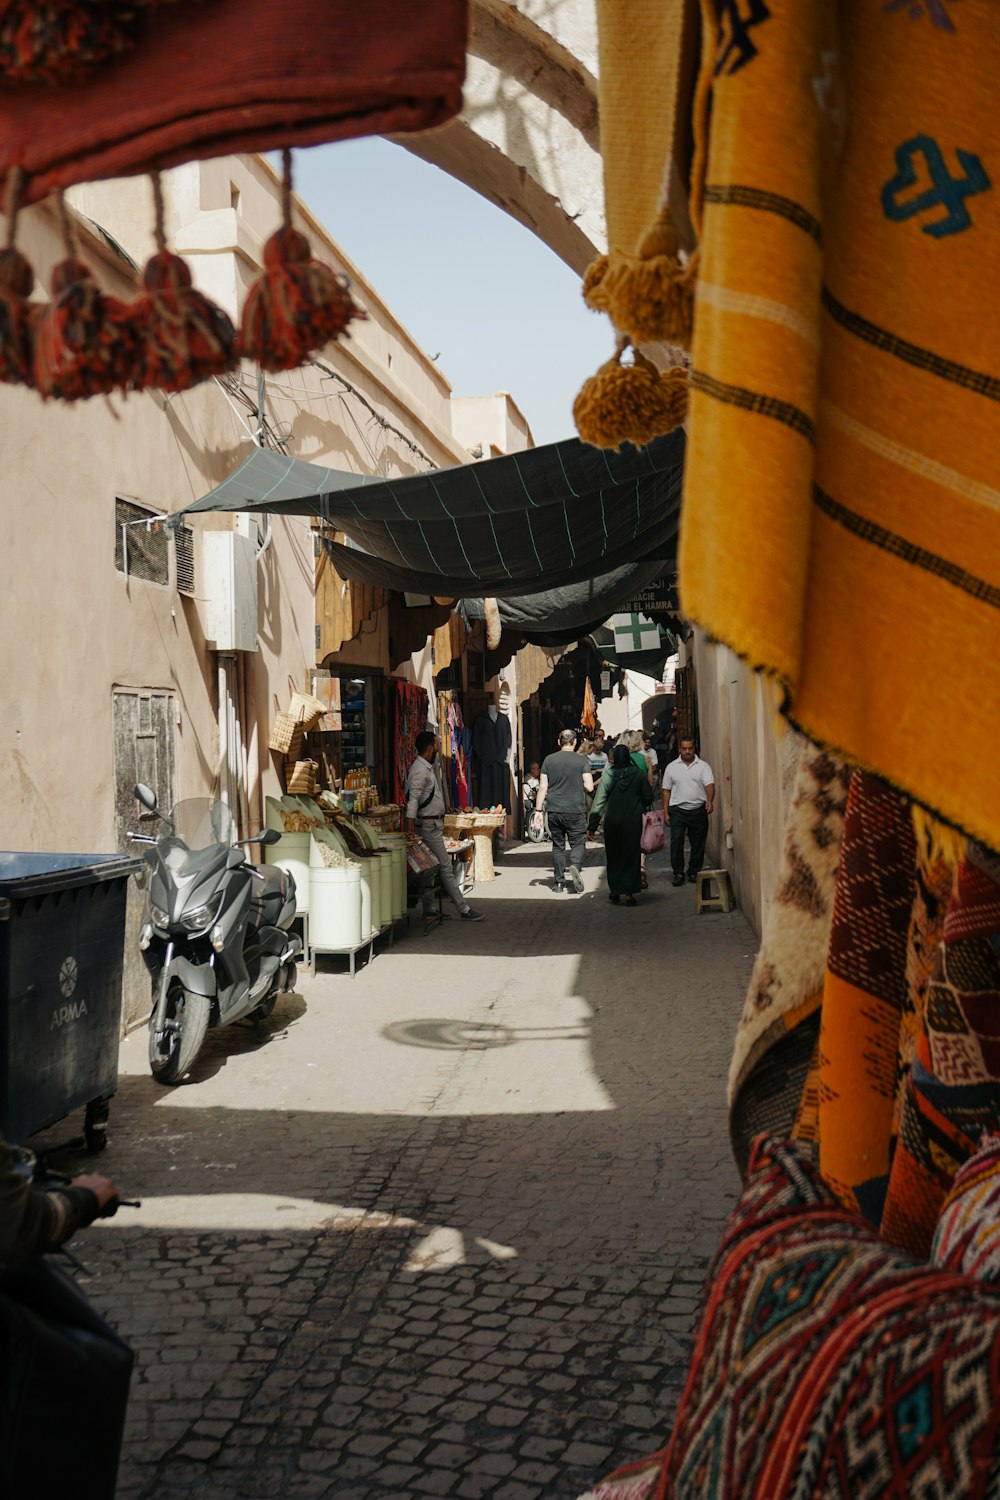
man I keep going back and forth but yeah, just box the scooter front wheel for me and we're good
[149,983,211,1085]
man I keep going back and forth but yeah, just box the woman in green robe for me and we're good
[588,744,655,905]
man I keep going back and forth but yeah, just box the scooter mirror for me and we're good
[134,783,157,811]
[259,828,282,846]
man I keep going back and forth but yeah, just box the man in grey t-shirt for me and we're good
[533,730,594,893]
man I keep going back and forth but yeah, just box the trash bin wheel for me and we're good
[149,982,211,1085]
[84,1097,111,1153]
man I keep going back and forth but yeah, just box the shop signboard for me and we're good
[615,575,678,627]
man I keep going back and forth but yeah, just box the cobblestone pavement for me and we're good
[42,842,756,1499]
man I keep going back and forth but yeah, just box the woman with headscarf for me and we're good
[620,729,656,887]
[587,744,655,905]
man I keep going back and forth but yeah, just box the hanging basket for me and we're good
[288,689,326,733]
[286,759,318,795]
[269,695,304,757]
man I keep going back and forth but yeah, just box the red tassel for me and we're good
[129,176,236,392]
[0,166,37,386]
[131,248,236,391]
[0,246,37,385]
[34,256,138,401]
[238,149,363,372]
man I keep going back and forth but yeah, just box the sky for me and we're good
[291,137,610,448]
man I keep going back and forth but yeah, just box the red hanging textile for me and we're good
[0,0,468,206]
[393,680,429,806]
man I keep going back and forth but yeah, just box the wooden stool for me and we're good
[695,868,735,913]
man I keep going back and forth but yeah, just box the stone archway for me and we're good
[393,0,604,275]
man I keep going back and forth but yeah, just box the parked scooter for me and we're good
[131,784,301,1084]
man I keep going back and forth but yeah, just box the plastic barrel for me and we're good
[379,834,406,920]
[264,832,311,916]
[355,855,375,937]
[372,852,392,929]
[358,854,381,934]
[310,865,362,951]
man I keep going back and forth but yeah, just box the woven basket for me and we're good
[444,811,505,832]
[286,759,318,794]
[269,711,304,757]
[288,689,326,733]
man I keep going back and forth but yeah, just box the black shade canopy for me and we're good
[181,430,685,600]
[460,560,672,645]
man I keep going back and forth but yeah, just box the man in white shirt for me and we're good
[405,732,484,922]
[661,738,715,886]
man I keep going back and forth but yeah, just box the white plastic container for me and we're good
[264,832,311,916]
[310,864,362,951]
[372,851,392,929]
[357,854,381,935]
[379,834,407,921]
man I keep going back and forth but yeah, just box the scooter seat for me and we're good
[251,865,291,930]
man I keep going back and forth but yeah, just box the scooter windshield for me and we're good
[158,798,235,853]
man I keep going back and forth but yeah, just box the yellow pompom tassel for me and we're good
[602,214,697,348]
[582,253,611,314]
[573,342,688,451]
[911,805,968,870]
[581,216,697,347]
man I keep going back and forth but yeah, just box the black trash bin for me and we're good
[0,852,141,1152]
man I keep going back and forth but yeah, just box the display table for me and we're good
[443,812,504,882]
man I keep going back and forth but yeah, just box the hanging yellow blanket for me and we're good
[679,2,1000,849]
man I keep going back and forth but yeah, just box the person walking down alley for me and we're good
[662,738,715,886]
[588,744,655,906]
[406,731,484,922]
[534,729,594,893]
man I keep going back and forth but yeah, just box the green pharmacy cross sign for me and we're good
[611,612,662,654]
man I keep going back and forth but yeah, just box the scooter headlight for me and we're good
[181,899,221,933]
[150,904,169,929]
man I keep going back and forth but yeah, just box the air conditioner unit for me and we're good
[202,531,258,652]
[174,523,196,596]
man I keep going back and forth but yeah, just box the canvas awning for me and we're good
[459,560,672,646]
[180,430,685,599]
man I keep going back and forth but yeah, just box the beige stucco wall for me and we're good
[0,207,315,855]
[693,632,797,938]
[450,392,534,457]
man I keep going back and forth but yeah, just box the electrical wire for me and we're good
[309,357,437,470]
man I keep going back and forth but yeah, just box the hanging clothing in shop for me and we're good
[448,700,470,811]
[471,709,512,812]
[436,692,454,812]
[392,681,428,806]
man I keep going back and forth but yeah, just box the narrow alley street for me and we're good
[61,843,755,1500]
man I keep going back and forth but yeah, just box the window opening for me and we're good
[115,497,169,585]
